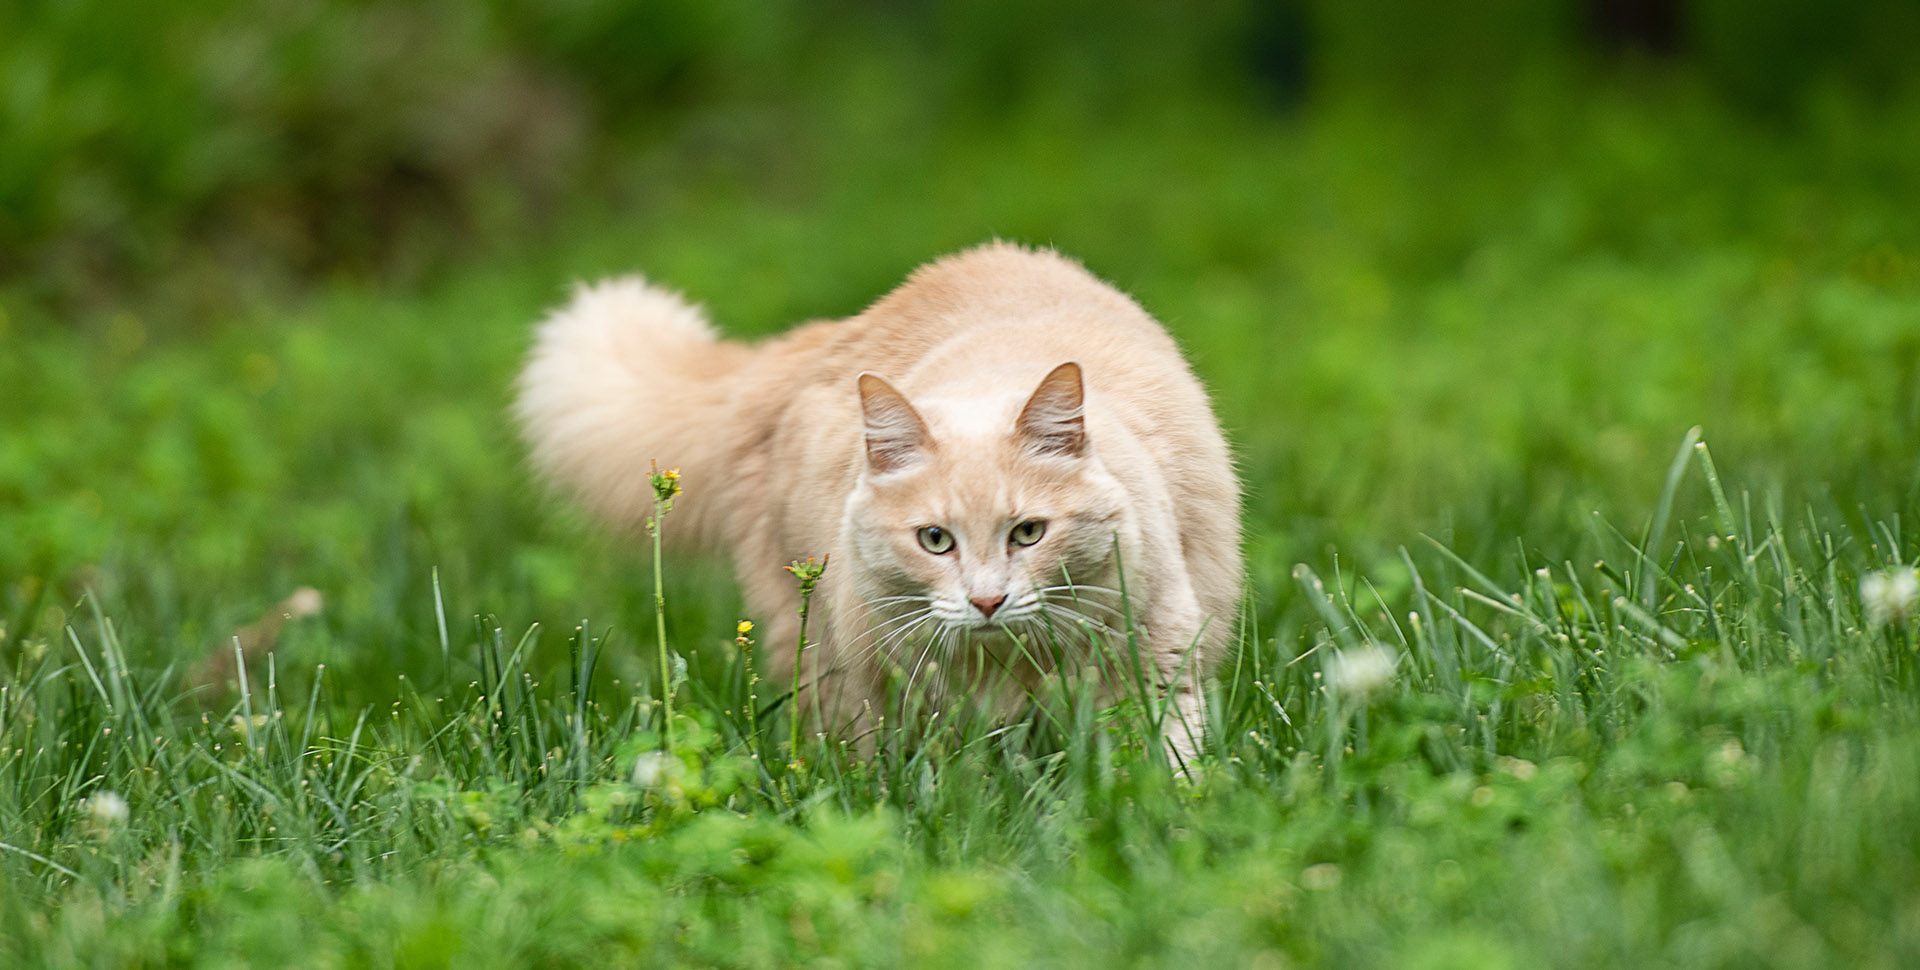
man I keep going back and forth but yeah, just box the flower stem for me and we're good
[789,587,811,762]
[784,556,828,766]
[737,621,760,756]
[646,462,682,753]
[651,501,673,752]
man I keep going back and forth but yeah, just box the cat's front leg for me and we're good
[1158,651,1208,770]
[1146,591,1212,770]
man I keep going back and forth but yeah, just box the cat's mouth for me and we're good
[873,587,1120,651]
[935,593,1044,631]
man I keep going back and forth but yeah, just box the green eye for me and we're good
[917,525,955,554]
[1010,519,1047,547]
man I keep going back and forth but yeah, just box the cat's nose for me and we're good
[969,594,1006,619]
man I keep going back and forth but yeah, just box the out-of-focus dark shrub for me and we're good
[1305,0,1580,99]
[498,0,792,119]
[2,0,1915,317]
[906,0,1296,113]
[0,0,1287,315]
[0,0,586,312]
[1690,0,1920,113]
[1302,0,1920,114]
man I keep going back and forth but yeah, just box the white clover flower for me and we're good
[283,586,323,619]
[1301,863,1343,890]
[1862,567,1920,630]
[631,751,673,788]
[1326,643,1398,699]
[87,790,129,828]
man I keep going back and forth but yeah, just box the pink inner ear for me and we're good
[858,372,932,472]
[1017,362,1087,457]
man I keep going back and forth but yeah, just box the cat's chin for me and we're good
[940,612,1042,636]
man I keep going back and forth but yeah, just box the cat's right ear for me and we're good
[857,373,932,474]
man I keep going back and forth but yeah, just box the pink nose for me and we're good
[970,594,1006,619]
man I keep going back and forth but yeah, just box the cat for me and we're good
[514,242,1241,762]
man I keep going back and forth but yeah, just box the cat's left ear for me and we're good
[1016,362,1088,458]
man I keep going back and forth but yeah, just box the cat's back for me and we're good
[864,242,1169,344]
[818,243,1189,395]
[750,242,1228,475]
[754,242,1191,423]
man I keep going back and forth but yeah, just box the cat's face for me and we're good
[845,363,1129,650]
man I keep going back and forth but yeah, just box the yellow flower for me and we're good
[784,555,828,583]
[737,620,754,636]
[649,464,683,503]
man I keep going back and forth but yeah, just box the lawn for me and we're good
[4,33,1920,968]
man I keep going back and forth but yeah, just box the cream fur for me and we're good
[515,243,1241,761]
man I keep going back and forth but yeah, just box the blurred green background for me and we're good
[6,4,1920,967]
[3,0,1918,685]
[9,0,1920,312]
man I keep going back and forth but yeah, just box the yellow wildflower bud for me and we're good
[649,464,683,503]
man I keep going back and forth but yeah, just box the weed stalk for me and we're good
[648,462,683,751]
[737,620,760,755]
[785,556,828,764]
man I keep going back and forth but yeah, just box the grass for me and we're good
[4,70,1920,967]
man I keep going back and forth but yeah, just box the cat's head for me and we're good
[844,362,1130,641]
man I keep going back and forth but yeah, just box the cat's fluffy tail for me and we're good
[514,277,751,546]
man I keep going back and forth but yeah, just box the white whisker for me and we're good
[902,634,938,707]
[1040,601,1120,634]
[836,607,934,658]
[1048,598,1127,621]
[859,594,935,609]
[818,607,937,682]
[1035,585,1129,623]
[1037,583,1125,598]
[872,612,941,668]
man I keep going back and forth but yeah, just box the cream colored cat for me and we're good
[515,243,1240,761]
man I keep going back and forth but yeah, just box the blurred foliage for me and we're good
[4,0,1918,315]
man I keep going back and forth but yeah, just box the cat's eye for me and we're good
[917,525,955,555]
[1009,519,1047,547]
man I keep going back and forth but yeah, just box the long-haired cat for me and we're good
[515,243,1240,761]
